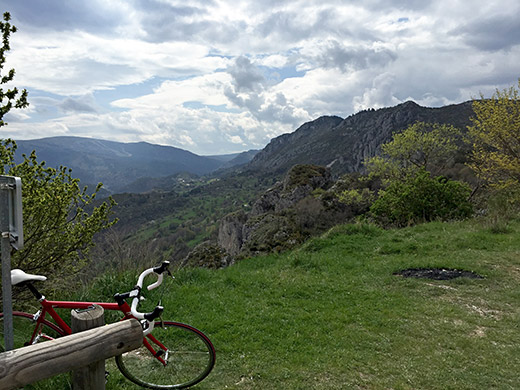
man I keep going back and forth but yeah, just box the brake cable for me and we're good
[155,269,174,329]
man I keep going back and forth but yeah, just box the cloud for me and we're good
[227,56,266,92]
[451,13,520,52]
[353,73,401,110]
[222,56,311,127]
[6,0,129,34]
[7,29,228,95]
[2,0,520,155]
[229,135,245,144]
[111,72,232,109]
[59,95,98,114]
[299,40,397,72]
[133,1,213,42]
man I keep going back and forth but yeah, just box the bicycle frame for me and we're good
[28,295,169,365]
[33,298,124,335]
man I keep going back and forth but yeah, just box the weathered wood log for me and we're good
[0,318,142,390]
[71,305,105,390]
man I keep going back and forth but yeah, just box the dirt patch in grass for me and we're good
[394,268,484,280]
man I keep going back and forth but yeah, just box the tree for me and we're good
[1,140,117,289]
[0,13,116,290]
[468,80,520,192]
[365,122,472,226]
[0,12,28,125]
[365,122,462,182]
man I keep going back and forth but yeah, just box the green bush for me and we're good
[370,169,473,226]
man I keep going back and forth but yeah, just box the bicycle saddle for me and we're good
[11,269,47,285]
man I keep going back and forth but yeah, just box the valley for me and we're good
[14,99,478,273]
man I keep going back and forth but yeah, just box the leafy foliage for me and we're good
[0,12,28,126]
[365,122,472,226]
[365,121,463,182]
[333,173,379,214]
[285,164,330,190]
[370,169,473,226]
[468,80,520,192]
[1,139,117,288]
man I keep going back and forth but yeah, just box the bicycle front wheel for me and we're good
[0,311,65,352]
[115,321,216,389]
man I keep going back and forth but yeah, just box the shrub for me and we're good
[370,169,473,226]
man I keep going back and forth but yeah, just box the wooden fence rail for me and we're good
[0,318,142,390]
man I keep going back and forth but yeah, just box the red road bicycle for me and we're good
[0,261,216,389]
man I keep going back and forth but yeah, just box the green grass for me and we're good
[23,219,520,389]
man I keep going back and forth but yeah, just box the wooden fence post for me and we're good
[71,304,105,390]
[0,319,142,390]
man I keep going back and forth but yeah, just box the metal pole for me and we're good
[0,176,14,351]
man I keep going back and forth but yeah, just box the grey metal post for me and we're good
[0,176,14,351]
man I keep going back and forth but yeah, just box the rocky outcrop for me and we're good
[250,165,332,216]
[181,241,233,269]
[247,101,475,176]
[217,211,248,257]
[183,163,378,268]
[213,164,348,264]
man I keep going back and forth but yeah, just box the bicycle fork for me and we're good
[143,334,169,366]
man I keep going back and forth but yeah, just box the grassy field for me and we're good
[25,218,520,389]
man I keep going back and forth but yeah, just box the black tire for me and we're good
[115,321,215,389]
[0,311,65,352]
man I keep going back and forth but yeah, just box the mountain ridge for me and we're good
[246,100,475,176]
[13,100,476,197]
[14,136,257,193]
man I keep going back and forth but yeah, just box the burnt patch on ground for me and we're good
[394,268,484,280]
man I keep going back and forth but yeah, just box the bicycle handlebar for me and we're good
[136,260,170,291]
[130,261,170,322]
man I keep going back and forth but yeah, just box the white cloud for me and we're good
[7,30,227,95]
[258,54,289,68]
[229,135,244,144]
[112,72,232,110]
[1,0,519,154]
[353,73,401,111]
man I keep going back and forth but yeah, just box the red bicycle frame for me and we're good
[28,296,168,365]
[35,299,123,335]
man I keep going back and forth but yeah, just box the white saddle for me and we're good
[11,269,47,286]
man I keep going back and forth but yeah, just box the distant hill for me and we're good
[14,137,254,193]
[247,100,475,176]
[224,150,260,167]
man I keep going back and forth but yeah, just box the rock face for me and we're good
[248,116,344,173]
[214,164,348,264]
[247,101,475,176]
[217,211,248,257]
[250,165,332,216]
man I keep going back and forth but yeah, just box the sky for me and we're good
[0,0,519,155]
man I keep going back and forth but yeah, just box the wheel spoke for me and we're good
[116,321,215,389]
